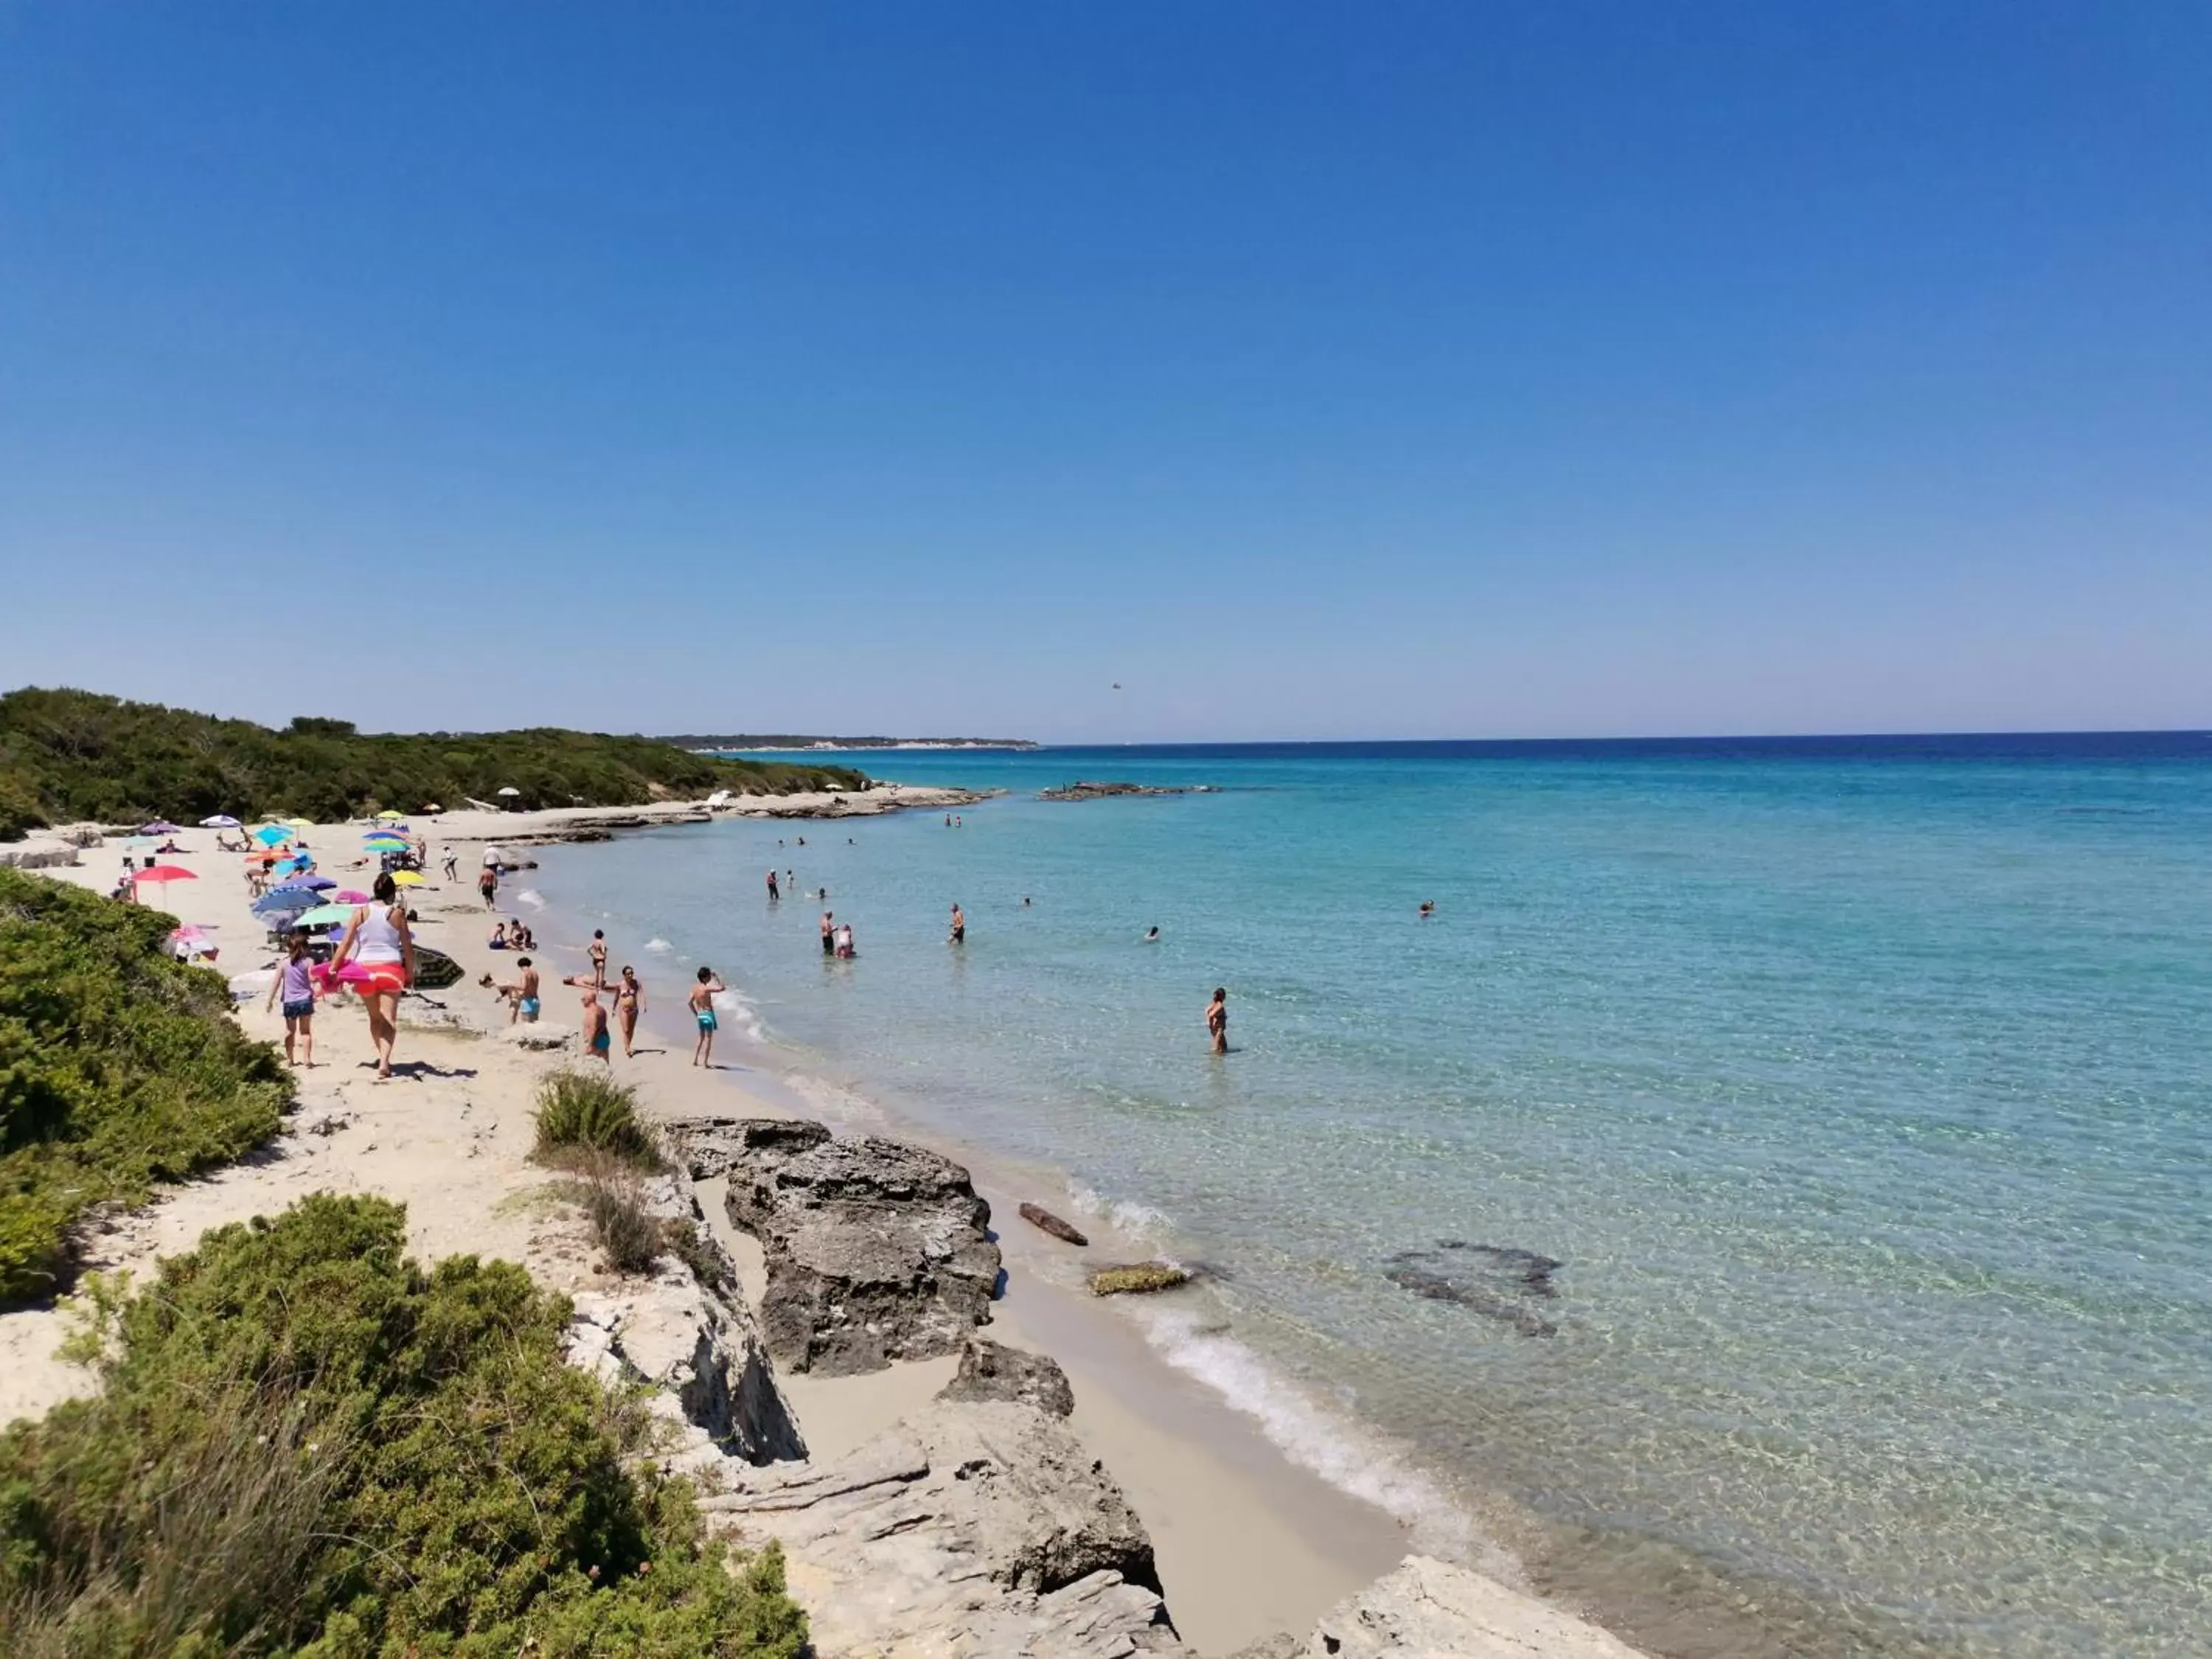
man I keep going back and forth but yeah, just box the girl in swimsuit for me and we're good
[613,966,644,1057]
[689,966,726,1068]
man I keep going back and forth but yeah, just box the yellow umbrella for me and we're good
[283,817,314,829]
[375,810,405,821]
[390,869,426,886]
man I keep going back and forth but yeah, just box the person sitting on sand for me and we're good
[689,965,725,1067]
[1205,987,1228,1055]
[489,921,509,949]
[612,966,644,1057]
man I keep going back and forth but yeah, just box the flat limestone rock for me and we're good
[1088,1262,1191,1297]
[1309,1554,1650,1658]
[680,1116,1002,1376]
[702,1399,1178,1656]
[937,1336,1077,1418]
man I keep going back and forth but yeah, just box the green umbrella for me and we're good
[292,904,356,929]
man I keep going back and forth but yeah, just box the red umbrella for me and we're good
[135,866,198,885]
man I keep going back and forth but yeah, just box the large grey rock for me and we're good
[681,1116,1001,1376]
[937,1337,1076,1417]
[1307,1554,1649,1658]
[702,1399,1178,1655]
[566,1185,806,1464]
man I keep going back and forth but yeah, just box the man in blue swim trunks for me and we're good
[566,975,612,1062]
[689,964,726,1068]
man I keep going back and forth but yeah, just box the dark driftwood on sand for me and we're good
[1019,1203,1089,1247]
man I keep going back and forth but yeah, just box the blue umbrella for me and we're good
[254,889,318,916]
[298,874,337,890]
[253,825,289,847]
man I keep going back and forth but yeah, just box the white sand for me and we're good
[2,803,1415,1653]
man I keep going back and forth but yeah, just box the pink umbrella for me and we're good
[333,889,372,904]
[135,866,198,886]
[169,925,213,942]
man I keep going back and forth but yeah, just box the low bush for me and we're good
[534,1070,657,1168]
[0,869,290,1305]
[581,1178,664,1276]
[0,1193,808,1657]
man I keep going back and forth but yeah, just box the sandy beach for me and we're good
[1,799,1641,1657]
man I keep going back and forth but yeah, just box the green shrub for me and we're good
[0,687,870,840]
[0,869,289,1305]
[577,1175,664,1276]
[0,1193,808,1658]
[534,1071,656,1167]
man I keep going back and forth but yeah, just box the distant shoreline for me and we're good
[671,736,1040,752]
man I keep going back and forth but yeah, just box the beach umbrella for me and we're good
[134,866,197,886]
[292,904,355,929]
[421,802,443,813]
[375,810,405,821]
[496,787,521,801]
[283,817,314,830]
[253,825,289,846]
[390,870,425,887]
[333,888,372,904]
[201,815,242,829]
[297,874,337,890]
[123,836,155,850]
[254,888,317,914]
[141,821,181,835]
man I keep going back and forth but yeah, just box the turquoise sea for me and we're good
[525,736,2212,1658]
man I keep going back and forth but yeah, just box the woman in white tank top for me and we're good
[327,870,416,1079]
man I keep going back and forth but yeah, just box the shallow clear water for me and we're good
[528,737,2212,1658]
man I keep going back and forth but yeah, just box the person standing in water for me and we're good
[766,869,780,900]
[820,911,835,955]
[1205,987,1228,1055]
[689,965,726,1067]
[265,928,317,1068]
[588,929,608,988]
[612,965,645,1057]
[949,903,964,945]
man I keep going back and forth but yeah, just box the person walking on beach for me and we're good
[265,928,317,1068]
[588,929,608,987]
[766,868,780,900]
[689,965,726,1068]
[564,976,612,1062]
[442,849,459,881]
[821,911,835,955]
[613,965,644,1057]
[1205,987,1229,1055]
[327,872,416,1081]
[478,862,498,908]
[949,903,965,945]
[498,956,540,1024]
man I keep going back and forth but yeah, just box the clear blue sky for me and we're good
[2,4,2206,742]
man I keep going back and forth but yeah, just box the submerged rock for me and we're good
[938,1336,1077,1418]
[1385,1240,1562,1338]
[1088,1262,1192,1297]
[1039,780,1196,801]
[679,1116,1002,1376]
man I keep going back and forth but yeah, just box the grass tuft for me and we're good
[533,1069,659,1168]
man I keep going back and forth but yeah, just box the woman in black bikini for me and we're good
[612,965,645,1057]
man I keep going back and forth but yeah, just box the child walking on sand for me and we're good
[265,928,316,1067]
[689,965,726,1068]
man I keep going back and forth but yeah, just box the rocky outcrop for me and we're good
[678,1117,1002,1376]
[1039,781,1196,801]
[1089,1262,1191,1296]
[938,1337,1076,1418]
[566,1178,807,1464]
[1305,1554,1648,1657]
[702,1399,1178,1655]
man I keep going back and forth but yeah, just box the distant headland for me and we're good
[669,734,1040,752]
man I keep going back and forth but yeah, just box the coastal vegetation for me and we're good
[0,689,871,841]
[532,1072,674,1279]
[0,1193,807,1657]
[0,869,288,1306]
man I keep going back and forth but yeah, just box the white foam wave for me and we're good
[1065,1182,1173,1245]
[643,937,673,953]
[707,987,765,1044]
[1133,1304,1505,1575]
[513,888,546,910]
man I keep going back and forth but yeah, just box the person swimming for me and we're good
[1418,900,1436,918]
[1144,926,1160,942]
